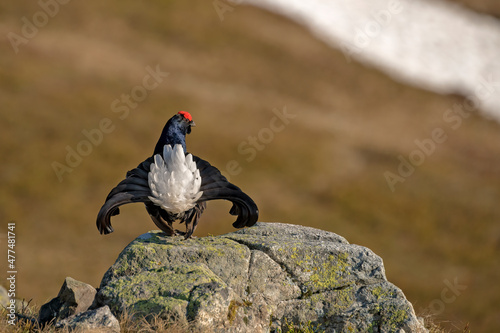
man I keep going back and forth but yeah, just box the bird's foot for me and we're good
[174,229,197,240]
[174,229,186,236]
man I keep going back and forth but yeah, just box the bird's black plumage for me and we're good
[96,111,259,238]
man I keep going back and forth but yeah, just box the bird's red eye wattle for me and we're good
[178,111,193,122]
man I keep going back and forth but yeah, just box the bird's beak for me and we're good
[190,121,196,127]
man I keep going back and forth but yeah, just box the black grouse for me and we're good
[96,111,259,239]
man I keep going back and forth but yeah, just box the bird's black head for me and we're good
[153,111,196,155]
[175,111,196,135]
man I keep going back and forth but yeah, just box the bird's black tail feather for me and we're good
[194,156,259,229]
[96,158,153,234]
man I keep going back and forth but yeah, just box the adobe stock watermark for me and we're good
[213,0,243,21]
[340,0,403,63]
[7,0,73,54]
[6,222,17,326]
[384,74,500,192]
[423,277,467,316]
[222,106,297,181]
[51,65,169,182]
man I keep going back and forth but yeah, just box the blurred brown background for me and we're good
[1,0,499,331]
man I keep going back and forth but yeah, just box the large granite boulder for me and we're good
[95,222,427,332]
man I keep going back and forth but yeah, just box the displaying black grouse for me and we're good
[96,111,259,239]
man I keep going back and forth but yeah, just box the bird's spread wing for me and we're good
[193,155,259,228]
[96,158,154,234]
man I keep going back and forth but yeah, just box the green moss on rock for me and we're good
[309,252,350,290]
[99,263,226,317]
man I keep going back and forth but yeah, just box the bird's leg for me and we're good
[145,203,176,236]
[182,210,196,239]
[150,215,176,236]
[182,203,206,239]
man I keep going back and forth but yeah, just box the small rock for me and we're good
[39,277,97,325]
[55,305,120,332]
[38,298,62,325]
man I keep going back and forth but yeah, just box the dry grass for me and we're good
[0,304,457,333]
[1,0,499,332]
[115,310,191,333]
[422,315,473,333]
[0,305,191,333]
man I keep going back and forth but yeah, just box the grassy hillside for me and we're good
[1,0,499,331]
[450,0,500,17]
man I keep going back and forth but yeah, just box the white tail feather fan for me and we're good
[148,144,203,214]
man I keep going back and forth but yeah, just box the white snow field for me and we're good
[240,0,500,121]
